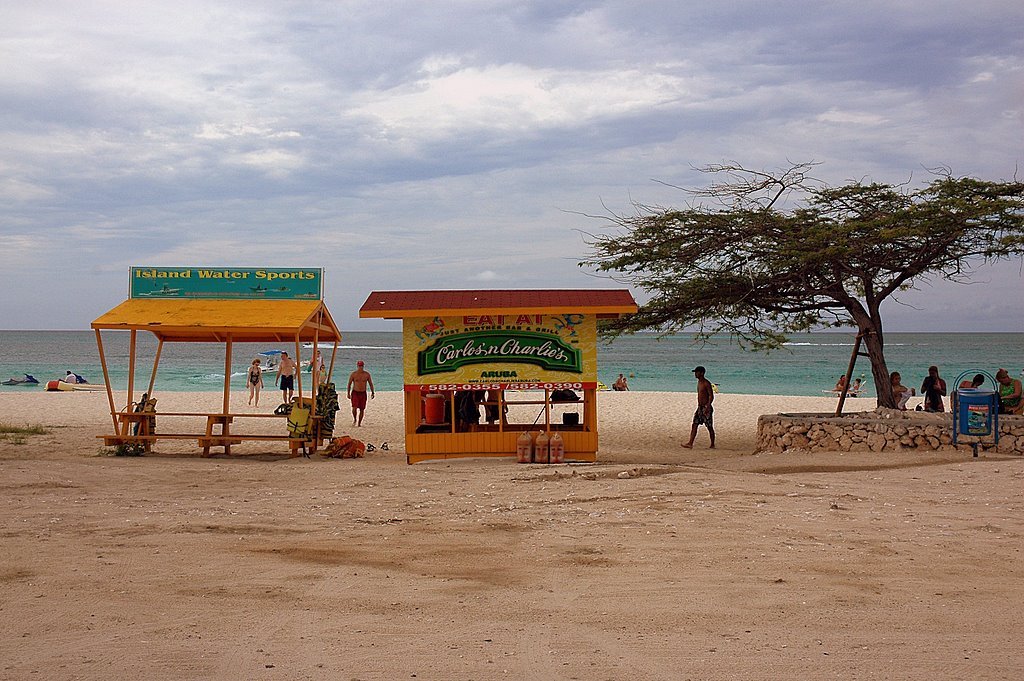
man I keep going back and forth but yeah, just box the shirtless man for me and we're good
[275,351,297,404]
[347,360,375,426]
[682,365,715,449]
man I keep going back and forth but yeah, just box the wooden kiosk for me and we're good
[91,267,342,456]
[359,289,637,464]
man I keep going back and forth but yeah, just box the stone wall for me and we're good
[756,408,1024,455]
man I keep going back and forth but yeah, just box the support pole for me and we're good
[294,337,303,404]
[127,329,137,411]
[544,388,551,433]
[834,333,864,417]
[311,326,319,412]
[222,336,233,415]
[327,337,338,384]
[147,338,164,396]
[94,329,118,434]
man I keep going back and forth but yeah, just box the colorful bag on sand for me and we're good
[324,435,366,458]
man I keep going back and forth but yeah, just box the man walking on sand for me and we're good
[275,351,297,404]
[682,365,715,449]
[347,360,375,426]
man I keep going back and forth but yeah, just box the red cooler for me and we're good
[424,393,446,424]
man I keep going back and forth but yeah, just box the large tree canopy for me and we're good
[581,163,1024,408]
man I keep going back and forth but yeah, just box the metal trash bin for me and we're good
[956,389,998,437]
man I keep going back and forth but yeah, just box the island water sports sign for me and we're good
[129,267,322,300]
[403,313,597,390]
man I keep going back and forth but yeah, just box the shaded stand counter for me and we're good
[91,267,342,456]
[359,289,637,464]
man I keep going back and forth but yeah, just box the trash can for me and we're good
[424,393,447,425]
[956,389,998,436]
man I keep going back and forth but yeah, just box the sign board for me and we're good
[129,267,322,300]
[403,313,597,391]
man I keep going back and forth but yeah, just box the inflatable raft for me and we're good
[45,380,107,392]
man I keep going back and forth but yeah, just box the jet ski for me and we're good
[2,374,39,386]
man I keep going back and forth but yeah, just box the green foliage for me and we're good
[582,164,1024,406]
[113,443,146,457]
[0,423,48,435]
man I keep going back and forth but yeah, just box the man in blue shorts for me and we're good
[275,351,297,404]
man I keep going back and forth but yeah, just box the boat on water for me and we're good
[2,374,39,386]
[45,380,107,392]
[255,350,283,373]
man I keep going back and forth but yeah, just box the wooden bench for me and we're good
[102,410,323,457]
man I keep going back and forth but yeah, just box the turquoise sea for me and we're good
[0,330,1020,397]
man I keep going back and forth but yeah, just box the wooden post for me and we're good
[293,337,303,404]
[327,339,338,384]
[544,388,551,433]
[94,329,118,434]
[834,333,862,417]
[126,329,137,411]
[311,326,319,412]
[222,336,233,416]
[147,338,164,396]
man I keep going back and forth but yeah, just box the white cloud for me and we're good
[351,62,699,141]
[0,0,1021,330]
[816,108,887,126]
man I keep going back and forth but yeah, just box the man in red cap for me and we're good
[346,360,375,426]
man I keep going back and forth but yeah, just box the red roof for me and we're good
[359,289,637,319]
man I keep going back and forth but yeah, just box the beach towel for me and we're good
[323,435,366,458]
[315,381,340,438]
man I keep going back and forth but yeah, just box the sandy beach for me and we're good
[1,390,1022,679]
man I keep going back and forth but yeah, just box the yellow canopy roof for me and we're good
[92,299,341,343]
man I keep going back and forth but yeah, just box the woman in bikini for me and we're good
[247,359,264,407]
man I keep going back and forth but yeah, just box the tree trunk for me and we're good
[860,327,895,408]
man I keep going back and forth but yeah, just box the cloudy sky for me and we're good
[2,0,1022,332]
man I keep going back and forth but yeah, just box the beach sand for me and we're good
[1,390,1021,679]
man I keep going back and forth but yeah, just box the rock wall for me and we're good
[756,408,1024,455]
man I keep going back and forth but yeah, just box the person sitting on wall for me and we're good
[995,368,1023,415]
[890,372,915,411]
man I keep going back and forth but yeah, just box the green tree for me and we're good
[581,163,1024,408]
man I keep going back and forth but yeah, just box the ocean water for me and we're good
[0,330,1020,397]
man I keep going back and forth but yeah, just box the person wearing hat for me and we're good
[347,360,375,426]
[682,366,715,449]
